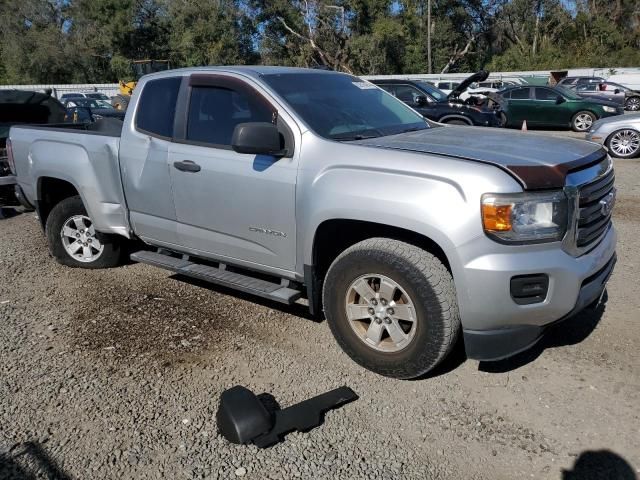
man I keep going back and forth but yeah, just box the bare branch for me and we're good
[441,34,476,74]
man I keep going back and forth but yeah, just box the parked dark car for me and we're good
[578,81,640,111]
[573,82,626,107]
[556,76,605,88]
[371,72,503,127]
[498,85,624,132]
[1,89,66,208]
[63,97,126,122]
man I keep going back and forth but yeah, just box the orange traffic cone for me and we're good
[521,120,528,131]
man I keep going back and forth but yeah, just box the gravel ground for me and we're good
[1,154,639,479]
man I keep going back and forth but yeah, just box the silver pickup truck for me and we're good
[7,67,617,379]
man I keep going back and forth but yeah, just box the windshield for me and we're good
[414,81,448,101]
[70,99,113,109]
[555,86,581,100]
[262,73,428,140]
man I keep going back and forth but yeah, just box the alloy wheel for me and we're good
[345,274,417,353]
[60,215,104,263]
[609,129,640,157]
[626,97,640,111]
[574,113,594,131]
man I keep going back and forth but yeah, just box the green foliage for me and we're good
[0,0,638,83]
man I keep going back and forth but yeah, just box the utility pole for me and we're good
[427,0,432,74]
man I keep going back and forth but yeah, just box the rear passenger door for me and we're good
[504,87,532,126]
[167,74,298,272]
[120,76,182,245]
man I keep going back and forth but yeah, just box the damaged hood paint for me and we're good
[353,126,606,189]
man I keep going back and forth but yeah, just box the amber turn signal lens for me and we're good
[482,204,513,231]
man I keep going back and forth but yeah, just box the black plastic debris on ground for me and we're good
[217,385,358,448]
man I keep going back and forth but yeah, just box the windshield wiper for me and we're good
[331,133,381,141]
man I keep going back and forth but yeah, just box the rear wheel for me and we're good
[45,196,123,268]
[444,118,472,126]
[323,238,460,379]
[606,129,640,158]
[625,96,640,111]
[571,111,596,132]
[111,94,130,111]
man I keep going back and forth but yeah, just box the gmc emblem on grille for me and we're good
[599,190,616,216]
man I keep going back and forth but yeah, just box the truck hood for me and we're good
[352,126,606,189]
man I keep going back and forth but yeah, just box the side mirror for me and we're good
[614,89,621,94]
[414,95,427,106]
[555,95,565,104]
[231,122,283,156]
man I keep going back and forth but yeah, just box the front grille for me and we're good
[575,165,614,248]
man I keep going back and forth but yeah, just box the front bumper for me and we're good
[463,253,616,361]
[456,221,616,361]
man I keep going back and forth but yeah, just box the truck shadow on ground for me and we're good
[0,441,70,480]
[478,292,608,374]
[562,449,637,480]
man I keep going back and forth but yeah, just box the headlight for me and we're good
[602,106,616,113]
[481,191,568,243]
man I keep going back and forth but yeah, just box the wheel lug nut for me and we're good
[87,238,92,243]
[387,307,394,315]
[368,307,375,315]
[380,299,387,306]
[383,317,392,324]
[374,317,382,324]
[371,299,378,306]
[75,233,80,238]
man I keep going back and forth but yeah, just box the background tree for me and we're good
[0,0,639,83]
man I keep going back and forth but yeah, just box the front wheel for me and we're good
[606,129,640,158]
[572,111,596,132]
[625,96,640,111]
[322,238,460,379]
[45,196,122,268]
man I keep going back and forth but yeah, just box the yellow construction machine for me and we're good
[111,60,171,110]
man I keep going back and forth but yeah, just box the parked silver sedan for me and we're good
[586,112,640,158]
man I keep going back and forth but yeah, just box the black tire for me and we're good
[606,128,640,159]
[112,94,130,111]
[322,238,460,379]
[625,96,640,111]
[45,196,122,269]
[571,110,596,132]
[444,119,471,126]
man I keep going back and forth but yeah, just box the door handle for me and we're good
[173,160,201,173]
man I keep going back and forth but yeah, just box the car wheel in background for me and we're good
[606,129,640,158]
[572,111,596,132]
[625,96,640,111]
[45,196,123,269]
[111,94,130,111]
[323,238,460,379]
[444,119,472,126]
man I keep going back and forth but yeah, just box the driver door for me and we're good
[533,87,566,126]
[167,75,298,272]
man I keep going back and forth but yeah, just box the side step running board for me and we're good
[130,250,302,305]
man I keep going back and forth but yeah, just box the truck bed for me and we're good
[9,118,129,237]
